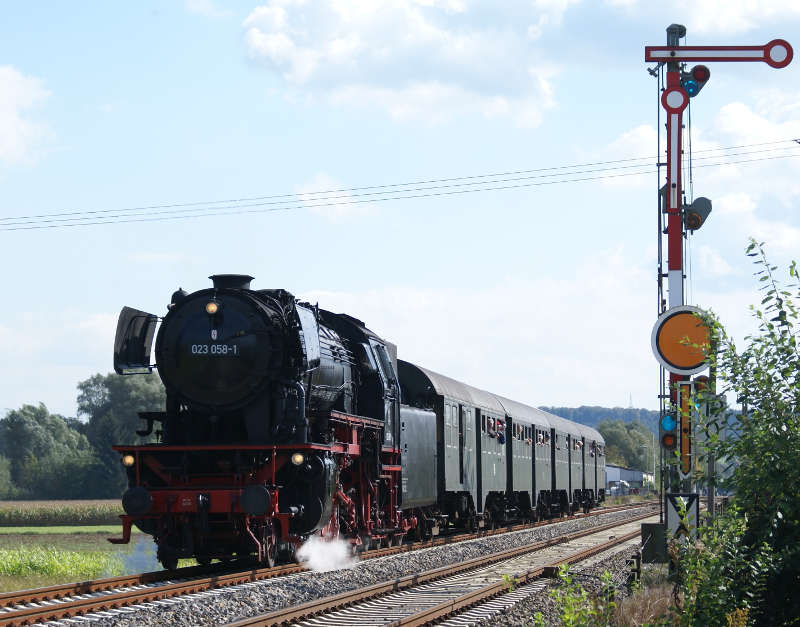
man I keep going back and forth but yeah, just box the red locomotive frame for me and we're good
[110,409,410,561]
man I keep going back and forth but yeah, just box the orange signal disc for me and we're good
[651,306,710,374]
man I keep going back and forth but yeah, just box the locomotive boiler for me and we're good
[110,274,605,569]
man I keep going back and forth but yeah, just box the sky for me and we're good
[1,1,799,419]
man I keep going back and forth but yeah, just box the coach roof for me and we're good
[494,395,552,429]
[399,361,505,413]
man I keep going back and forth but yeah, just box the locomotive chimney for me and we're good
[209,274,254,290]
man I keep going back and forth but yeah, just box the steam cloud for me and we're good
[296,536,358,572]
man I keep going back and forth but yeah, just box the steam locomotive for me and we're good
[110,275,605,569]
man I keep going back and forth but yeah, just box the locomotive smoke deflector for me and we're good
[210,274,254,290]
[113,306,158,374]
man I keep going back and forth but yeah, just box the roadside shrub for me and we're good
[669,241,800,624]
[533,564,617,627]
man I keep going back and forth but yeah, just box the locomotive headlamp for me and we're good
[205,301,220,315]
[122,454,135,467]
[291,452,305,466]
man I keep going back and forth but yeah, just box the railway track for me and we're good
[0,501,654,626]
[228,513,656,626]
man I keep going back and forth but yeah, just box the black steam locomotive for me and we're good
[111,275,605,568]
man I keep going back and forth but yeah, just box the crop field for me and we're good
[0,500,122,526]
[0,525,129,534]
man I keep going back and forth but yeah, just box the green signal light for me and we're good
[661,414,677,431]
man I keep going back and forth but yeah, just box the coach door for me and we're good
[458,405,465,484]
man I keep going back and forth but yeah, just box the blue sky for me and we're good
[1,1,799,418]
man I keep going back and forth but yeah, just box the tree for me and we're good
[541,406,659,433]
[0,455,16,498]
[0,403,92,484]
[596,419,651,470]
[674,241,800,624]
[77,372,165,495]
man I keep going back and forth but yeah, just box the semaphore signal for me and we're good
[645,24,793,537]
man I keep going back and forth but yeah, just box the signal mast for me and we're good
[646,25,793,528]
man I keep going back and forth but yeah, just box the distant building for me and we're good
[606,464,650,494]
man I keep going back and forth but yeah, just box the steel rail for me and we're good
[0,560,245,607]
[395,529,643,626]
[0,500,652,613]
[225,510,655,626]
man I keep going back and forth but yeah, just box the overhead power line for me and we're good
[1,139,798,232]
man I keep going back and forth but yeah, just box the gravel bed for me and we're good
[75,506,653,627]
[474,544,640,626]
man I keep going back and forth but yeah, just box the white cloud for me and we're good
[685,97,800,255]
[242,1,563,125]
[0,309,118,416]
[714,192,756,217]
[695,244,733,277]
[296,172,378,222]
[302,247,656,409]
[184,0,231,18]
[586,123,656,190]
[675,0,800,34]
[0,66,49,166]
[606,0,800,34]
[712,192,800,255]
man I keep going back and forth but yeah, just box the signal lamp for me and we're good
[205,301,220,315]
[681,64,710,97]
[291,452,305,466]
[684,197,712,231]
[660,414,677,431]
[122,454,136,467]
[660,413,678,450]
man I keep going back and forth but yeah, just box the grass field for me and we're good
[0,529,164,592]
[0,501,206,592]
[0,527,199,592]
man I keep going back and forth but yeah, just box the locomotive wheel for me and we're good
[160,556,178,571]
[262,523,277,568]
[358,533,371,552]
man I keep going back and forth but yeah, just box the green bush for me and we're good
[671,241,800,625]
[533,564,617,627]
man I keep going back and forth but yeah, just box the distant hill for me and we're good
[539,406,659,435]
